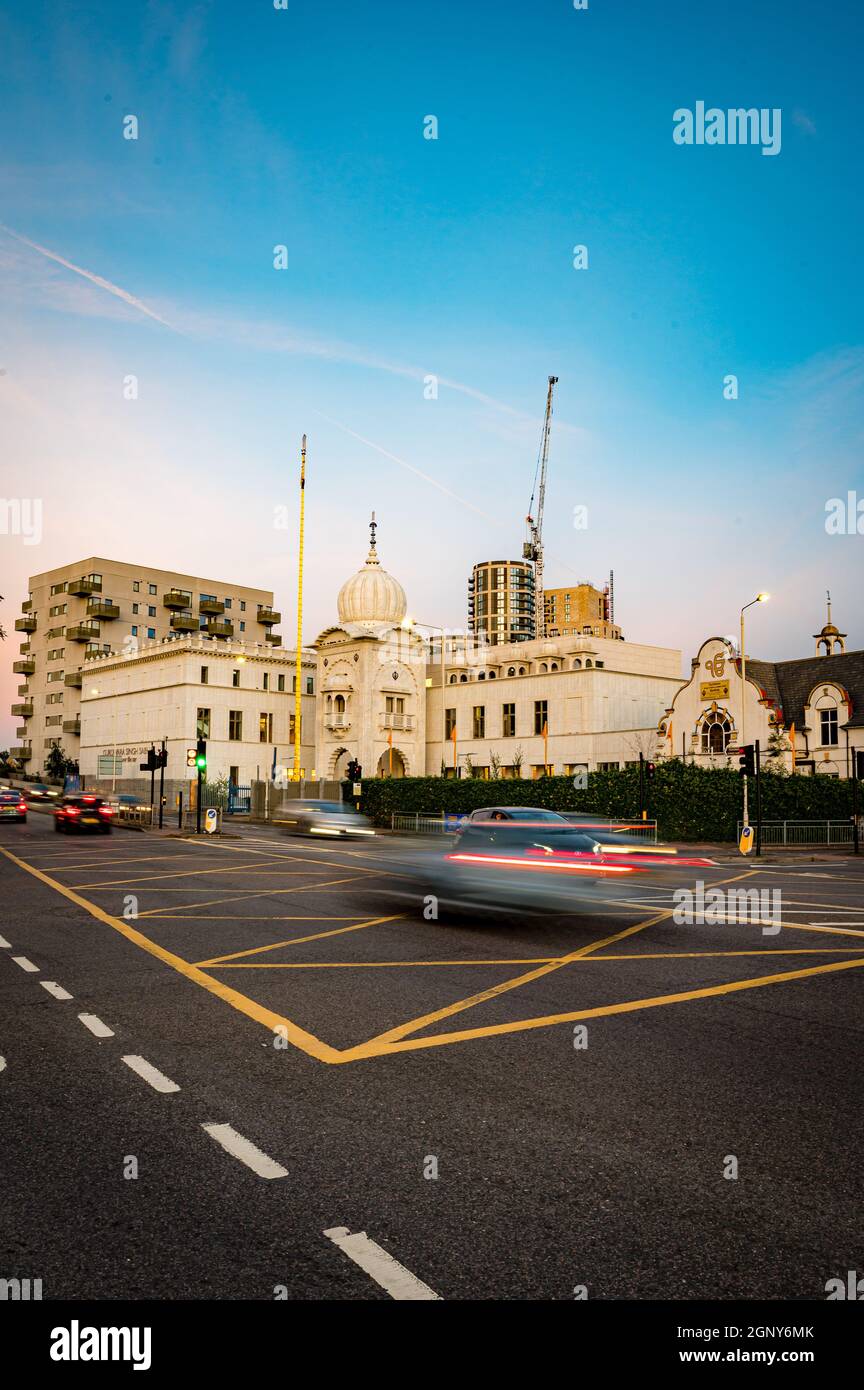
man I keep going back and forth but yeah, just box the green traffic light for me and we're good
[196,756,206,770]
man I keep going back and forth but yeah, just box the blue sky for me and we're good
[2,0,863,742]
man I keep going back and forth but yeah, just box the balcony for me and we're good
[163,589,193,609]
[62,718,81,735]
[64,671,83,687]
[86,599,120,621]
[257,607,281,626]
[19,642,31,655]
[15,615,37,632]
[68,576,102,597]
[21,600,32,613]
[325,713,351,732]
[11,702,33,719]
[16,727,27,739]
[84,643,112,660]
[17,684,30,697]
[382,712,414,731]
[265,632,282,646]
[13,659,35,675]
[199,597,225,616]
[205,618,233,638]
[170,611,198,632]
[68,622,101,642]
[10,745,32,761]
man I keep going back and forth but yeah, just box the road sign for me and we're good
[739,824,754,856]
[205,808,218,835]
[352,782,362,796]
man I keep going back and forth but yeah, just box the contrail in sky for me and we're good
[0,223,177,331]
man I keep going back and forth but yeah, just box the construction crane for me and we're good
[523,375,558,640]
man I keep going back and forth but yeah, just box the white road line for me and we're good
[324,1226,442,1300]
[11,956,39,973]
[201,1122,289,1179]
[78,1013,114,1038]
[0,1057,6,1073]
[41,981,73,1000]
[0,934,11,948]
[121,1055,180,1094]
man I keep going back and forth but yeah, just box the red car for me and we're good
[0,789,27,824]
[54,794,113,834]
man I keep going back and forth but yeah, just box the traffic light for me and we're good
[139,747,159,772]
[186,747,197,769]
[346,759,362,783]
[645,761,656,781]
[196,738,207,773]
[739,744,756,777]
[156,747,168,769]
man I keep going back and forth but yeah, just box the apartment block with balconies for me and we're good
[8,558,283,774]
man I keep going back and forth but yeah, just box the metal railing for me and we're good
[737,819,856,847]
[561,815,658,842]
[391,814,452,834]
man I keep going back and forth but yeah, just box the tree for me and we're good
[490,751,502,780]
[512,745,524,777]
[763,723,790,775]
[45,742,70,782]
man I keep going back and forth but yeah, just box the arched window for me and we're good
[478,672,485,680]
[550,662,558,671]
[460,673,468,683]
[488,670,496,679]
[518,666,526,675]
[539,662,548,673]
[507,667,516,677]
[700,710,732,754]
[572,659,582,669]
[334,694,345,714]
[585,659,593,668]
[449,674,457,684]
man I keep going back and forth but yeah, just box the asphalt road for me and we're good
[2,814,864,1302]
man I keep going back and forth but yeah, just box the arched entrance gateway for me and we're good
[376,748,407,778]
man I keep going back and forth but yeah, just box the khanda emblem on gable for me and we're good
[705,652,726,678]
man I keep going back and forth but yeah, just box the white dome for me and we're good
[337,546,407,628]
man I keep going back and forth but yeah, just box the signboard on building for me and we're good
[700,680,730,700]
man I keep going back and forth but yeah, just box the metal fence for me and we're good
[737,819,857,846]
[561,815,658,842]
[391,814,453,834]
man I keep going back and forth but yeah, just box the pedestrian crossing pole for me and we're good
[294,434,307,785]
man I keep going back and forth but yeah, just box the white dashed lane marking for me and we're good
[0,1057,6,1073]
[201,1123,289,1179]
[324,1227,442,1300]
[78,1013,114,1038]
[0,934,11,948]
[41,981,73,1000]
[11,956,39,973]
[121,1056,180,1094]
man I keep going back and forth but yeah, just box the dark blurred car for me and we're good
[278,800,375,838]
[422,820,640,915]
[54,794,114,834]
[0,789,27,823]
[25,782,61,802]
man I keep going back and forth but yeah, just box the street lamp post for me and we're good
[402,617,447,774]
[740,593,770,829]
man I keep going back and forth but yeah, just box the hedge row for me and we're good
[352,761,858,841]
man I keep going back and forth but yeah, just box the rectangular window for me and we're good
[232,670,240,688]
[240,600,246,612]
[133,581,140,592]
[263,672,269,691]
[46,692,64,705]
[148,605,156,617]
[239,621,245,632]
[201,666,209,684]
[445,708,456,739]
[289,713,301,743]
[131,625,138,636]
[820,708,839,746]
[148,583,157,595]
[277,674,285,693]
[132,603,139,614]
[534,700,548,735]
[46,670,64,683]
[597,761,619,772]
[47,648,65,662]
[45,714,62,727]
[306,677,314,695]
[228,710,242,741]
[473,705,485,739]
[46,626,65,640]
[197,708,211,739]
[259,712,273,742]
[50,582,67,595]
[502,702,516,737]
[224,598,232,609]
[49,603,67,617]
[147,628,155,639]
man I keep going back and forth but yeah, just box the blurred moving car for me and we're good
[24,782,61,802]
[54,794,113,834]
[0,789,27,823]
[278,800,375,838]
